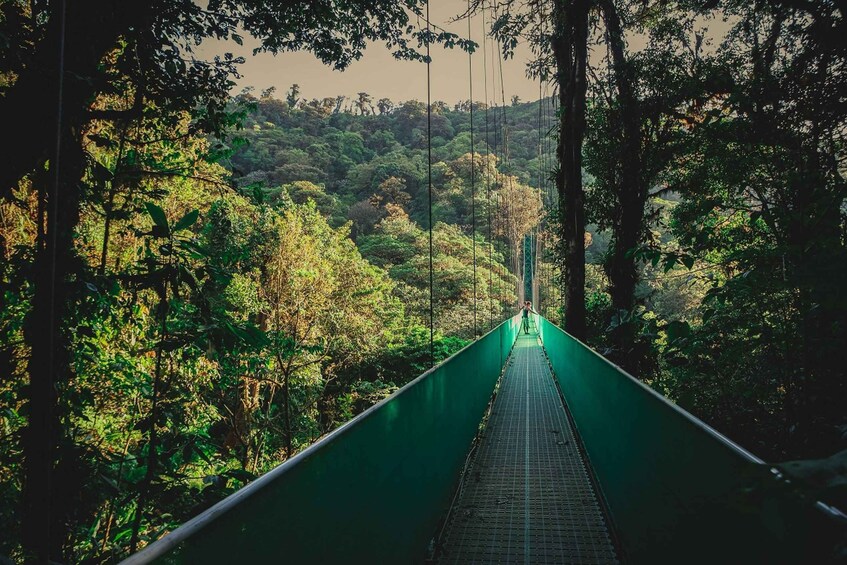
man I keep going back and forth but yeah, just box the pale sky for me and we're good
[196,0,545,106]
[196,2,728,106]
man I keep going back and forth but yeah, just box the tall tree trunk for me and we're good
[600,0,645,373]
[20,13,89,554]
[0,1,146,198]
[15,7,152,560]
[787,147,846,457]
[22,122,86,564]
[552,0,589,340]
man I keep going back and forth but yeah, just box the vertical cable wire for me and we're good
[536,16,544,313]
[468,0,477,338]
[492,3,514,310]
[481,0,493,331]
[542,4,553,316]
[544,61,556,318]
[43,0,67,557]
[426,0,434,365]
[487,3,503,322]
[551,90,561,320]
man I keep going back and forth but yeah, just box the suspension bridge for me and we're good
[118,1,844,562]
[119,314,844,564]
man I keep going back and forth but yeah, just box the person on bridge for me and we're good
[521,301,538,334]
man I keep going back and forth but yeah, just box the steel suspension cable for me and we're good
[40,0,68,558]
[552,91,561,318]
[487,4,507,319]
[426,0,434,365]
[545,85,552,314]
[537,71,544,312]
[489,3,518,308]
[536,0,553,316]
[481,0,494,331]
[489,4,510,316]
[547,82,557,313]
[536,4,548,313]
[495,36,515,307]
[468,0,477,338]
[545,87,555,312]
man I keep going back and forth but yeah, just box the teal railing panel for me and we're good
[537,316,845,563]
[124,317,520,564]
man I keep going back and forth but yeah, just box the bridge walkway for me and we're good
[438,330,618,564]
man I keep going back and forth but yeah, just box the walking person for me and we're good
[521,301,538,334]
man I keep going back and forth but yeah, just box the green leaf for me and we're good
[223,320,250,342]
[91,160,114,183]
[88,134,117,149]
[663,255,677,273]
[681,255,695,270]
[244,324,270,347]
[173,209,199,232]
[145,203,170,235]
[179,239,210,259]
[666,320,691,343]
[113,528,134,542]
[184,441,214,465]
[177,264,199,291]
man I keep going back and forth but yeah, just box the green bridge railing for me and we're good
[537,316,845,563]
[123,316,521,564]
[123,314,844,564]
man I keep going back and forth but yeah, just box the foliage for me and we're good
[1,1,846,562]
[0,1,488,560]
[360,212,517,338]
[654,0,847,460]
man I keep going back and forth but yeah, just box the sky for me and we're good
[196,1,546,107]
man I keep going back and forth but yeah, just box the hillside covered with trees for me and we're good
[1,0,845,563]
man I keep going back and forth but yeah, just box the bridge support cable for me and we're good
[490,7,521,309]
[535,18,551,318]
[468,0,478,338]
[484,0,503,325]
[488,4,511,320]
[535,228,541,306]
[536,53,545,312]
[26,0,68,560]
[481,0,494,332]
[425,0,435,366]
[548,90,561,319]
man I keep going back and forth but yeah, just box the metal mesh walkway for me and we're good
[437,330,618,564]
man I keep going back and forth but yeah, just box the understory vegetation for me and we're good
[1,0,844,562]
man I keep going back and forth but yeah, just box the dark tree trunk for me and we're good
[14,5,149,561]
[600,0,645,374]
[787,149,847,457]
[551,0,589,340]
[0,1,146,198]
[745,8,846,456]
[21,93,86,565]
